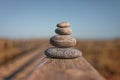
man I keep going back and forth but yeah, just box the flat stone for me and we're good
[57,22,70,28]
[45,47,82,59]
[55,27,72,35]
[50,35,76,48]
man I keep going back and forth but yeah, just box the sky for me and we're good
[0,0,120,39]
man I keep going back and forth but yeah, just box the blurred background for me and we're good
[0,0,120,80]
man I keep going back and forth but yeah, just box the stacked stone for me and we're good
[45,22,82,59]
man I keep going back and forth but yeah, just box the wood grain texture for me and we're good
[28,56,105,80]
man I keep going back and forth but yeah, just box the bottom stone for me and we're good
[45,47,82,59]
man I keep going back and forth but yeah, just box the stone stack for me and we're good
[45,22,82,59]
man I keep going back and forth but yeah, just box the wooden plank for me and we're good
[28,56,105,80]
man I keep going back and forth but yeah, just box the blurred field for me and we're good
[76,39,120,80]
[0,38,48,65]
[0,38,120,80]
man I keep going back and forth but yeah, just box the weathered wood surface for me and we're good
[28,56,105,80]
[0,47,105,80]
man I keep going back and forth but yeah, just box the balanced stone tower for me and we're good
[45,22,82,58]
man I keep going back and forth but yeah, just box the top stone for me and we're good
[57,22,70,28]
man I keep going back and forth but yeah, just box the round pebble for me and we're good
[50,35,76,48]
[45,47,82,59]
[57,22,70,28]
[55,28,72,35]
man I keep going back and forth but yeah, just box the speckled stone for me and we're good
[50,35,76,48]
[55,28,72,35]
[57,22,70,28]
[45,47,82,59]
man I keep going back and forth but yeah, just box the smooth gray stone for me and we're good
[50,35,76,48]
[45,47,82,59]
[57,22,70,28]
[55,27,72,35]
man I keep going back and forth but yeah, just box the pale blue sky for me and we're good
[0,0,120,39]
